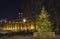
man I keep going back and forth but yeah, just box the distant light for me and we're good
[23,19,26,23]
[5,20,7,23]
[18,13,20,15]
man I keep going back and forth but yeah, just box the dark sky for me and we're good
[0,0,20,19]
[0,0,60,20]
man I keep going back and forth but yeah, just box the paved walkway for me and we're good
[0,35,60,39]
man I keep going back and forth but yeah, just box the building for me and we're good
[0,19,7,23]
[1,12,35,32]
[2,18,35,31]
[0,19,7,29]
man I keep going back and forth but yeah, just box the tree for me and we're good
[36,6,53,33]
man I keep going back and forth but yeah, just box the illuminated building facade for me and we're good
[2,12,35,31]
[2,19,35,31]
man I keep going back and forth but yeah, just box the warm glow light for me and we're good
[3,19,35,31]
[23,19,26,23]
[31,25,35,29]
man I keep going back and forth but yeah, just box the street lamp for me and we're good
[23,19,26,23]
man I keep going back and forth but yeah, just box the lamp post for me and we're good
[22,19,26,30]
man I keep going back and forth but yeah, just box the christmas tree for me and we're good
[36,6,53,33]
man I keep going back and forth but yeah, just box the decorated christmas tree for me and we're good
[36,6,53,33]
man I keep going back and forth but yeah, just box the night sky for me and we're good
[0,0,20,19]
[0,0,60,20]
